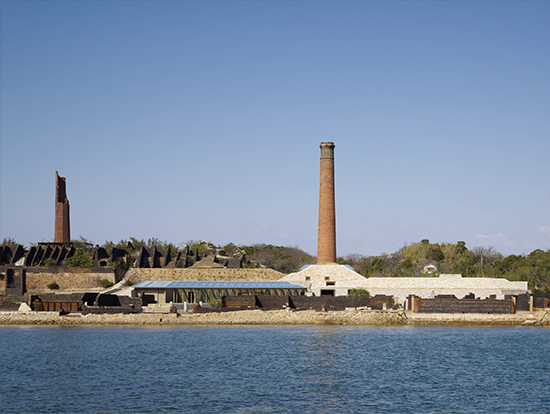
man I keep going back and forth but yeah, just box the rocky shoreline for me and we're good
[1,309,549,327]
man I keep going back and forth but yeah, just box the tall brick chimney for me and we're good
[54,171,70,244]
[317,142,336,263]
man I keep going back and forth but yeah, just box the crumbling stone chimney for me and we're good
[317,142,336,263]
[54,171,70,244]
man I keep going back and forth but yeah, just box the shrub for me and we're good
[100,278,114,288]
[47,281,59,290]
[1,237,20,250]
[349,288,370,297]
[43,258,57,268]
[123,279,134,286]
[207,298,222,309]
[65,250,94,268]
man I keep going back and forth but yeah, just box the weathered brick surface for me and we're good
[219,294,394,311]
[222,295,257,307]
[417,298,513,314]
[317,142,336,263]
[0,296,25,311]
[290,295,394,311]
[54,171,70,243]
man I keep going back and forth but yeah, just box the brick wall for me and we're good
[222,295,257,307]
[217,294,395,312]
[290,295,394,311]
[257,295,290,309]
[0,295,24,311]
[417,298,514,314]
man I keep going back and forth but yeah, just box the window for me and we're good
[6,269,15,288]
[326,281,335,286]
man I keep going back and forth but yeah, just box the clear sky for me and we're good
[1,1,549,257]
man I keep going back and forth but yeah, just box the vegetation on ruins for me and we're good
[47,281,59,290]
[42,258,58,268]
[187,240,213,257]
[102,237,180,256]
[71,235,94,249]
[1,237,19,250]
[349,288,370,297]
[100,278,114,288]
[64,250,94,268]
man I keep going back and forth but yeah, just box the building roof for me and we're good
[133,280,306,289]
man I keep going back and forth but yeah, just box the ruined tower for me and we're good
[317,142,336,263]
[54,171,70,244]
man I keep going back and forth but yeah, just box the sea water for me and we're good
[0,325,549,413]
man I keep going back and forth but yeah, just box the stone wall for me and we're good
[283,266,529,301]
[0,309,409,326]
[125,268,285,283]
[25,268,116,292]
[362,275,528,302]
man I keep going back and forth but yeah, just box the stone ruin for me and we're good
[0,240,255,272]
[54,171,70,244]
[0,243,128,269]
[132,241,248,269]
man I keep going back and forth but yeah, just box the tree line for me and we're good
[337,240,550,292]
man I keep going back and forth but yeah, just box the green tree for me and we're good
[65,250,94,268]
[71,235,94,249]
[456,241,468,254]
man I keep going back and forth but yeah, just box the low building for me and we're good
[133,280,307,305]
[280,264,364,296]
[281,264,529,303]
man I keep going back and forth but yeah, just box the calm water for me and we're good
[0,325,549,413]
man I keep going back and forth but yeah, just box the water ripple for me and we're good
[1,325,549,413]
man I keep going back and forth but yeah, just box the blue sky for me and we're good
[1,1,549,257]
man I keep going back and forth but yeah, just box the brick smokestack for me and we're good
[54,171,70,244]
[317,142,336,263]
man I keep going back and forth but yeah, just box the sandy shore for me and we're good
[1,309,549,326]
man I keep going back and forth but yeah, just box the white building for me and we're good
[280,264,529,303]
